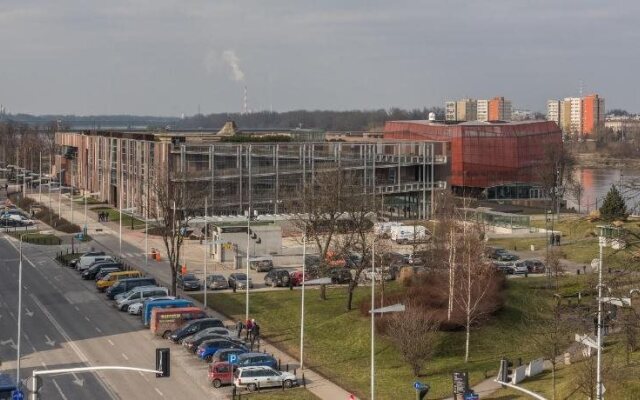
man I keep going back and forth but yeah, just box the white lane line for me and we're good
[95,327,102,333]
[107,339,115,346]
[52,379,70,400]
[154,388,164,397]
[30,294,118,399]
[84,316,90,322]
[121,353,129,361]
[74,306,80,312]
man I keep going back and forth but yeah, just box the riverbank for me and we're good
[574,152,640,170]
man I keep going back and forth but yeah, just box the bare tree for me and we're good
[546,248,565,291]
[537,143,576,217]
[384,306,440,376]
[148,170,203,295]
[454,222,501,362]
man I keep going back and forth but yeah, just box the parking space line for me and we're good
[121,353,129,361]
[84,316,90,322]
[74,306,80,312]
[107,339,115,346]
[154,388,164,397]
[95,327,102,333]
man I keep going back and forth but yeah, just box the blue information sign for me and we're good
[414,381,426,390]
[11,389,24,400]
[228,354,238,364]
[464,393,479,400]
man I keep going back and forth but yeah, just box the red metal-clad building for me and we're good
[384,120,562,198]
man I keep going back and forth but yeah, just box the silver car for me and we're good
[206,274,229,290]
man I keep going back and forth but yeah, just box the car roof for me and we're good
[238,352,270,358]
[237,365,274,371]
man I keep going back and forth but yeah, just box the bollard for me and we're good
[286,363,289,372]
[282,380,285,391]
[257,382,260,392]
[302,372,306,388]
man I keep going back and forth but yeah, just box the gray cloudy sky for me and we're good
[1,0,639,115]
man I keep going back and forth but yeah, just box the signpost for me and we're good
[413,381,430,400]
[452,371,469,400]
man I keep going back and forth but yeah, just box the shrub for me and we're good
[599,185,628,222]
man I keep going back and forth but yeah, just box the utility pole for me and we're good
[300,230,306,369]
[371,240,375,400]
[596,231,605,400]
[204,199,208,309]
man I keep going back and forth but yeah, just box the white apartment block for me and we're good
[477,99,489,122]
[445,101,457,121]
[546,100,561,124]
[567,97,583,135]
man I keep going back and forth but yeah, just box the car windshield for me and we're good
[183,274,198,281]
[235,274,247,280]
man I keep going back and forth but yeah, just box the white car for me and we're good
[127,302,144,315]
[233,366,297,391]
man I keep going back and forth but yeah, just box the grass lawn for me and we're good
[200,278,559,400]
[92,207,146,229]
[238,387,320,400]
[73,197,105,205]
[6,230,62,245]
[488,337,640,399]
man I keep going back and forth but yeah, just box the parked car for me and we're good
[197,339,247,362]
[69,251,105,269]
[493,249,520,262]
[76,255,114,271]
[228,273,253,289]
[150,307,207,338]
[235,353,278,370]
[115,286,168,311]
[210,348,247,365]
[90,266,122,281]
[206,274,229,290]
[182,327,232,349]
[96,271,143,292]
[289,271,307,286]
[249,257,274,272]
[184,333,233,353]
[233,366,297,391]
[516,259,546,273]
[128,296,175,316]
[177,273,202,291]
[0,213,34,226]
[81,261,122,280]
[208,361,235,388]
[328,268,352,284]
[168,318,225,343]
[106,277,156,300]
[264,269,291,287]
[142,299,193,326]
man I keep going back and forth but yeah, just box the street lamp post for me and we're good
[204,199,208,309]
[16,233,27,390]
[300,231,306,369]
[596,225,621,400]
[245,207,252,322]
[371,239,376,400]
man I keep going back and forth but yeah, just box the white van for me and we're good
[390,225,430,244]
[77,255,114,271]
[114,286,168,311]
[373,222,401,236]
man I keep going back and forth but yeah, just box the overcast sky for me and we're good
[1,0,639,115]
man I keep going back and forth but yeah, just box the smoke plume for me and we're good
[222,50,245,82]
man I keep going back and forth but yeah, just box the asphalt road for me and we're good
[0,236,223,399]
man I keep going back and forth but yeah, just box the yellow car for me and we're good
[96,270,142,292]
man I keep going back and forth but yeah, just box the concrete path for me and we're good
[28,192,358,400]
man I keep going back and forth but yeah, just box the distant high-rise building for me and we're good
[582,94,605,135]
[547,93,605,135]
[477,99,489,121]
[488,96,512,121]
[445,101,457,121]
[546,100,561,125]
[456,99,477,121]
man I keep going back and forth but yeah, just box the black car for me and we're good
[82,261,123,280]
[264,269,291,287]
[168,318,225,343]
[95,267,121,281]
[70,251,105,268]
[328,268,352,284]
[177,274,202,291]
[187,334,243,353]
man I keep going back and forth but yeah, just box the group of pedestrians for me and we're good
[550,233,561,246]
[236,318,261,349]
[98,211,110,222]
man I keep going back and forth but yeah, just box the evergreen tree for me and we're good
[599,185,628,221]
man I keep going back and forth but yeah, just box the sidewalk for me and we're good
[28,192,357,400]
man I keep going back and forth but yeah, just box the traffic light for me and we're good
[156,348,170,378]
[498,358,513,383]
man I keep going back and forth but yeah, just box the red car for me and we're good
[209,361,234,388]
[290,271,305,286]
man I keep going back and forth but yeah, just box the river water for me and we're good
[565,167,640,215]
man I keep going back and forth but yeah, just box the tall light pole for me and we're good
[203,199,208,309]
[245,207,251,322]
[370,239,376,400]
[300,230,306,369]
[38,152,42,203]
[16,233,27,390]
[596,234,603,400]
[119,167,123,257]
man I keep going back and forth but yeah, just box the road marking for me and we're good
[30,294,116,398]
[52,379,70,400]
[84,316,90,322]
[121,353,129,360]
[95,327,102,333]
[25,307,34,317]
[44,334,56,347]
[154,388,164,397]
[9,311,14,319]
[74,306,80,311]
[107,339,115,346]
[40,361,47,368]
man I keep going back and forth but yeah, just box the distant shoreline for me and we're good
[574,153,640,170]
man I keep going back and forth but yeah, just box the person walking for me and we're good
[245,318,253,341]
[236,320,245,339]
[250,321,260,349]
